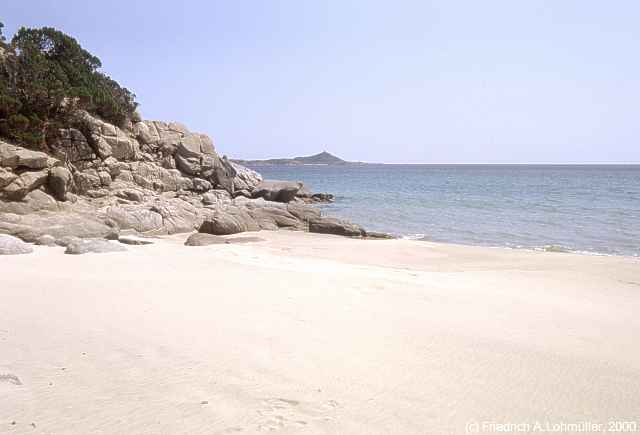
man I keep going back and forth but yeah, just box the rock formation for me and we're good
[0,110,389,253]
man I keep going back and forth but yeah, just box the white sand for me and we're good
[1,231,639,434]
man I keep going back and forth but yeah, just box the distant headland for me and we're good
[233,151,362,166]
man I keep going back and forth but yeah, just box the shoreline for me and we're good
[399,235,640,258]
[254,165,640,259]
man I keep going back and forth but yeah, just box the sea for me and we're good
[249,164,640,257]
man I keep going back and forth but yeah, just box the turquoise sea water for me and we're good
[250,164,640,256]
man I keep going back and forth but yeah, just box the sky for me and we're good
[2,1,639,163]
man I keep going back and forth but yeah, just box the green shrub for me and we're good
[0,23,137,147]
[8,113,28,130]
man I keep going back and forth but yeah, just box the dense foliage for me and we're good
[0,23,137,148]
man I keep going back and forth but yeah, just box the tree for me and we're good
[0,24,137,148]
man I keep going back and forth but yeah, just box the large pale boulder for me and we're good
[103,198,207,236]
[0,141,50,169]
[230,161,262,192]
[0,210,118,242]
[48,166,73,200]
[198,207,259,235]
[2,169,49,200]
[184,232,229,246]
[104,134,139,161]
[64,239,127,255]
[309,217,365,237]
[0,190,59,214]
[106,206,164,233]
[287,203,321,222]
[0,234,33,255]
[248,206,301,229]
[175,133,215,158]
[185,232,265,246]
[149,199,206,234]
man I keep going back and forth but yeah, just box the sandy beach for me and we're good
[1,231,640,434]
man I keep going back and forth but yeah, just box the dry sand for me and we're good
[1,231,639,434]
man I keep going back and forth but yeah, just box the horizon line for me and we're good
[365,161,640,165]
[239,159,640,165]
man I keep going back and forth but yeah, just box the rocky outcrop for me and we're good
[0,111,378,246]
[197,199,316,235]
[0,234,33,255]
[0,203,118,244]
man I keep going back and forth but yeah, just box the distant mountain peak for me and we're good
[293,151,346,164]
[234,151,353,166]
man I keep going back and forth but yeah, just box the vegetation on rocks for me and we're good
[0,22,137,148]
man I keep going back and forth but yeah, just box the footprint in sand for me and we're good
[255,397,339,431]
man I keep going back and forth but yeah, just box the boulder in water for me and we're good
[251,180,303,203]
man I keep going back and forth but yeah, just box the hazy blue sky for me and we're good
[3,1,639,163]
